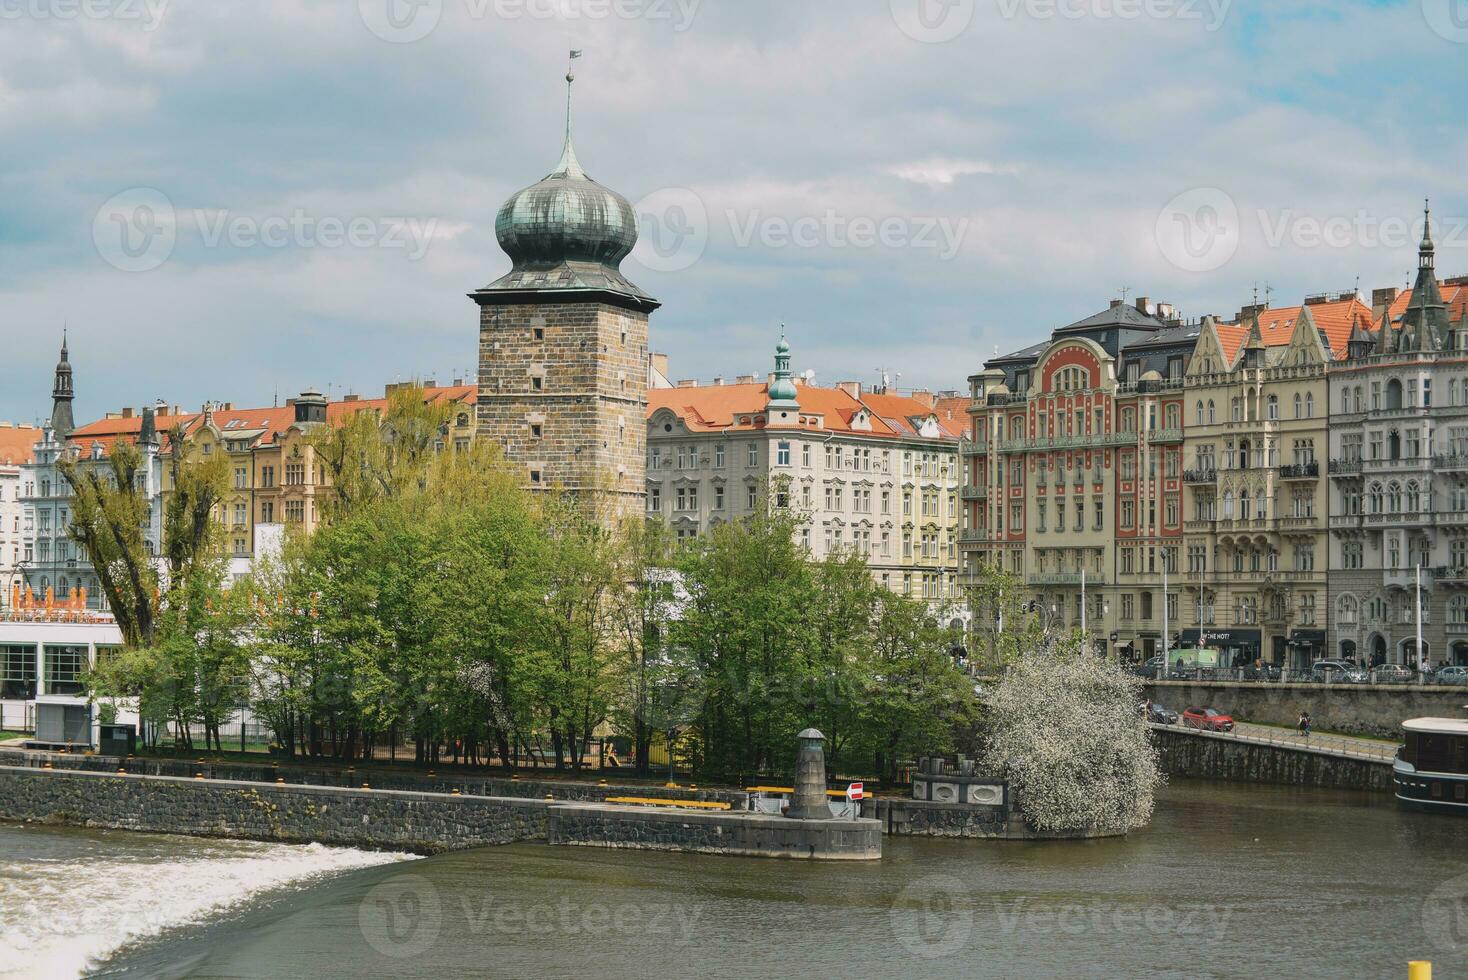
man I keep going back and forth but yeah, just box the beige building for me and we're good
[1181,295,1369,667]
[646,340,966,607]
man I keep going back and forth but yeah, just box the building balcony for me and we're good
[1384,569,1433,590]
[1435,454,1468,472]
[1275,516,1318,531]
[1148,428,1184,445]
[958,529,989,544]
[1185,520,1215,532]
[1028,572,1106,586]
[959,438,988,458]
[1183,469,1217,484]
[1000,433,1133,453]
[959,485,988,501]
[1329,515,1363,530]
[1363,511,1435,528]
[1277,462,1320,480]
[1437,566,1468,586]
[1328,459,1363,477]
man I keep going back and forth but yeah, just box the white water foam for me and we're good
[0,830,417,978]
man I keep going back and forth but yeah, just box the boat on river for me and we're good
[1394,717,1468,813]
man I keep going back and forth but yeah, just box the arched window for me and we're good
[1241,489,1251,517]
[1387,378,1404,410]
[1305,393,1314,418]
[1195,401,1204,425]
[1293,393,1302,418]
[1451,379,1461,406]
[1166,404,1180,428]
[1407,481,1421,514]
[1389,482,1403,513]
[1222,491,1234,519]
[1342,388,1352,413]
[1354,386,1364,412]
[1369,483,1384,513]
[1267,395,1279,420]
[1452,596,1468,625]
[1207,400,1216,423]
[1367,597,1387,623]
[1231,398,1242,422]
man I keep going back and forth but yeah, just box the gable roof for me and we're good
[1387,280,1468,326]
[0,424,40,467]
[648,383,958,442]
[1219,296,1373,362]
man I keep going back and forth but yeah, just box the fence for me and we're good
[0,701,35,734]
[1154,720,1397,762]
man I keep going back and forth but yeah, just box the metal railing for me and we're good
[1152,720,1396,763]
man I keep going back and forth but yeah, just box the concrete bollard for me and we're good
[1409,962,1431,980]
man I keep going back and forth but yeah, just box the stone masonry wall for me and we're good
[0,766,549,853]
[1152,727,1393,792]
[547,803,882,860]
[477,298,649,528]
[10,751,746,807]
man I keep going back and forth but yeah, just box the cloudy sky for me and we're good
[2,0,1465,423]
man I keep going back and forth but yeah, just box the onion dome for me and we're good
[479,63,654,308]
[767,334,800,412]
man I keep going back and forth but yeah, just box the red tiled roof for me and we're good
[1386,281,1468,324]
[1220,297,1373,362]
[0,424,40,466]
[649,383,957,442]
[67,386,478,455]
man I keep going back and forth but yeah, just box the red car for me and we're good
[1182,706,1235,732]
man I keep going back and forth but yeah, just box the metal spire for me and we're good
[553,50,586,179]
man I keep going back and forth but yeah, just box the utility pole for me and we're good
[1416,564,1425,673]
[1162,561,1170,667]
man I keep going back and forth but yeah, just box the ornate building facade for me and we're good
[1180,295,1370,668]
[1328,209,1468,667]
[646,340,966,607]
[961,300,1197,659]
[475,70,656,529]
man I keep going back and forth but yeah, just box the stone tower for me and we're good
[473,57,659,529]
[50,332,75,439]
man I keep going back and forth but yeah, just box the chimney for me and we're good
[1110,299,1125,310]
[121,407,134,419]
[1372,286,1400,312]
[1135,296,1153,315]
[344,394,360,403]
[223,402,234,411]
[677,379,698,388]
[908,389,936,408]
[712,377,724,386]
[1237,303,1268,322]
[650,353,670,379]
[452,378,463,387]
[736,375,756,385]
[835,381,863,398]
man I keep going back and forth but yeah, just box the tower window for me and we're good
[531,424,543,439]
[530,469,543,485]
[531,377,543,391]
[533,327,544,341]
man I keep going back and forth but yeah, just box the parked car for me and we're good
[1139,701,1178,725]
[1371,664,1414,684]
[1434,666,1468,686]
[1130,656,1167,679]
[1182,706,1235,732]
[1310,660,1367,684]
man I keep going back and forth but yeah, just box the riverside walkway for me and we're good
[1151,720,1397,762]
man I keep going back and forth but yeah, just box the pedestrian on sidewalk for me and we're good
[1298,711,1311,738]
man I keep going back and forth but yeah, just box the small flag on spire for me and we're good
[570,49,583,59]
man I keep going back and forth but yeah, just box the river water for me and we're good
[3,780,1466,978]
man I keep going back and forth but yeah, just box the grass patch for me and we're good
[0,731,28,743]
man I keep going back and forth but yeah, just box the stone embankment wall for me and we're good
[11,751,745,807]
[1152,728,1394,793]
[862,798,1123,840]
[548,803,883,860]
[0,765,549,853]
[1143,680,1464,739]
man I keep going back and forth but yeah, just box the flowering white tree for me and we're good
[980,640,1161,834]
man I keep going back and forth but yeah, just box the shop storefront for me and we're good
[1181,628,1262,667]
[1287,629,1326,670]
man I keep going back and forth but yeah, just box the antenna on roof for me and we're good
[1264,283,1273,306]
[1120,285,1131,304]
